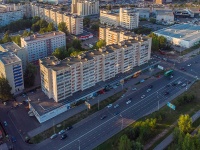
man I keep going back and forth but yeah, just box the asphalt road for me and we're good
[35,71,194,150]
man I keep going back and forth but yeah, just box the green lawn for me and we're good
[94,81,200,150]
[29,89,127,144]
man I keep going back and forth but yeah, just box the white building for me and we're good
[154,23,200,48]
[0,51,24,94]
[71,0,99,17]
[21,31,66,64]
[156,10,174,25]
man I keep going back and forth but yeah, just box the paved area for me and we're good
[153,110,200,150]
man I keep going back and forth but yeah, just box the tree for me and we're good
[39,19,48,28]
[58,22,68,34]
[70,51,83,57]
[39,28,47,34]
[118,134,132,150]
[2,32,12,43]
[132,141,143,150]
[91,24,99,31]
[52,47,69,60]
[31,24,40,32]
[96,40,106,48]
[47,23,56,32]
[83,17,90,27]
[0,77,12,101]
[11,35,21,46]
[152,38,159,51]
[32,16,40,24]
[72,39,82,50]
[182,133,192,150]
[22,30,31,37]
[24,63,37,88]
[178,114,192,133]
[158,36,167,49]
[150,18,156,24]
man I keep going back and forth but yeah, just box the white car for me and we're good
[121,94,125,98]
[182,83,186,87]
[114,104,119,108]
[132,88,137,91]
[187,64,191,67]
[107,104,113,108]
[146,89,151,92]
[126,100,131,104]
[177,81,182,85]
[141,95,145,99]
[58,130,65,135]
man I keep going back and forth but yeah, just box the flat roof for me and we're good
[0,51,21,65]
[0,42,22,53]
[154,23,200,41]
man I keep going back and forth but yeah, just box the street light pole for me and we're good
[120,114,123,130]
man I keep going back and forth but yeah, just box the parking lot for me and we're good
[139,21,167,31]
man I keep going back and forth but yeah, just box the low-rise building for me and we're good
[0,51,24,94]
[21,31,66,64]
[100,10,119,27]
[156,10,174,25]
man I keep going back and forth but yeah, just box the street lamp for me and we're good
[120,114,123,130]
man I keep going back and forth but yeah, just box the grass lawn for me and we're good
[29,89,127,144]
[94,81,200,150]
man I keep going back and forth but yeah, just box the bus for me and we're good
[164,70,174,76]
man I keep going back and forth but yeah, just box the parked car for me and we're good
[114,104,119,108]
[58,130,65,135]
[107,104,113,108]
[60,134,67,140]
[164,92,169,95]
[132,88,137,91]
[146,89,151,92]
[4,121,7,127]
[148,85,153,88]
[66,126,73,131]
[126,100,131,105]
[11,136,16,143]
[100,115,107,120]
[187,64,191,67]
[141,95,145,99]
[177,81,182,85]
[182,83,187,87]
[50,134,57,139]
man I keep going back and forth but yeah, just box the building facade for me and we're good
[0,51,24,94]
[21,31,66,63]
[71,0,99,17]
[39,36,151,102]
[100,10,119,27]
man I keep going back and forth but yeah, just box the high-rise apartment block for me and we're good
[71,0,99,17]
[21,31,66,63]
[0,51,24,94]
[100,8,139,30]
[39,36,151,102]
[99,25,141,45]
[30,2,83,35]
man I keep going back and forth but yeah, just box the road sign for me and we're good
[85,101,91,109]
[167,102,176,110]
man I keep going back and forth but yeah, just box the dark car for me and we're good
[114,112,119,116]
[166,84,171,87]
[187,80,191,84]
[66,126,73,131]
[164,92,169,95]
[60,134,67,140]
[149,85,153,88]
[100,115,107,120]
[172,83,177,86]
[11,136,16,143]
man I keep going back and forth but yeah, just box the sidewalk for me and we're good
[153,110,200,150]
[27,68,161,138]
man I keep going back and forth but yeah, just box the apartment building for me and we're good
[21,31,66,64]
[100,8,139,30]
[30,2,83,35]
[71,0,99,17]
[0,9,23,27]
[0,51,24,94]
[119,8,139,30]
[99,25,138,45]
[0,42,28,71]
[39,36,151,102]
[100,10,119,27]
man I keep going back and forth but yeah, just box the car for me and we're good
[187,64,191,67]
[146,88,151,92]
[180,67,185,70]
[187,80,191,84]
[114,112,119,116]
[4,121,7,127]
[66,126,73,131]
[121,94,125,98]
[58,130,65,135]
[126,100,131,104]
[164,92,169,95]
[141,95,145,99]
[60,134,67,140]
[114,104,119,108]
[148,85,153,88]
[50,134,57,139]
[132,88,137,91]
[100,115,107,120]
[182,83,187,87]
[170,75,173,79]
[11,136,16,143]
[172,83,177,86]
[177,81,182,85]
[166,84,171,87]
[107,104,113,108]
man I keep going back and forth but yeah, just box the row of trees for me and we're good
[24,63,37,88]
[118,118,157,150]
[172,114,200,150]
[133,27,152,35]
[0,77,12,101]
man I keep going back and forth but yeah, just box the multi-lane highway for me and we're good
[35,71,194,150]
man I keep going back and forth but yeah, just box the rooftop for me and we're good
[0,42,22,53]
[22,31,65,42]
[0,51,21,65]
[154,23,200,41]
